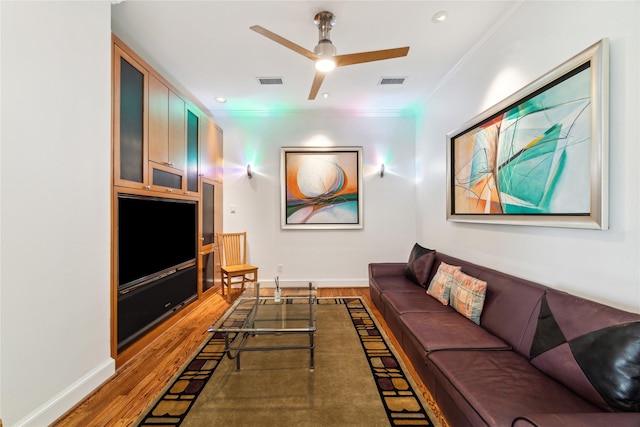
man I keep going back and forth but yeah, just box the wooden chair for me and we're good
[217,232,258,302]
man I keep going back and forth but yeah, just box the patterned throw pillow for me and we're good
[449,270,487,324]
[404,243,436,287]
[426,262,462,305]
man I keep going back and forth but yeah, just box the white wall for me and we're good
[0,2,113,425]
[216,113,417,286]
[416,1,640,312]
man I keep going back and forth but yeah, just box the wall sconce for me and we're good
[379,164,385,178]
[247,164,253,179]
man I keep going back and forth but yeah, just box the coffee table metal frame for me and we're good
[208,282,317,371]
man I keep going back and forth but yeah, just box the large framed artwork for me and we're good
[281,146,363,230]
[446,39,609,229]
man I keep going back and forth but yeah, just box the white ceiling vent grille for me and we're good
[257,77,284,85]
[379,77,406,85]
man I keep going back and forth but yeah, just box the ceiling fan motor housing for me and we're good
[314,11,336,51]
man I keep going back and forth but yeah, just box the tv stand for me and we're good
[117,265,197,351]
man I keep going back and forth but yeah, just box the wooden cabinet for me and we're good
[113,45,149,190]
[112,34,224,365]
[199,116,223,182]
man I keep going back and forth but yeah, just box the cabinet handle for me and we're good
[167,188,173,193]
[164,302,171,308]
[144,185,150,190]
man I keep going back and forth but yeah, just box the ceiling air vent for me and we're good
[257,77,284,85]
[378,77,406,85]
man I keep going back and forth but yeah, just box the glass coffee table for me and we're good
[208,281,318,371]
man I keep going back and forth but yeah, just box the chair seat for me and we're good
[222,264,258,274]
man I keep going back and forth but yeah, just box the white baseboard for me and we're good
[14,358,115,427]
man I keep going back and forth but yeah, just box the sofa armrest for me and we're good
[369,262,407,278]
[512,413,640,427]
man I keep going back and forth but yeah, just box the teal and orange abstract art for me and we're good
[452,63,592,216]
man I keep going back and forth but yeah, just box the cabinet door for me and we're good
[149,163,184,194]
[199,116,217,181]
[186,109,199,194]
[113,45,149,189]
[213,125,223,182]
[149,76,186,173]
[214,181,223,247]
[200,180,215,250]
[197,179,222,251]
[199,179,222,294]
[168,90,186,171]
[148,74,169,166]
[200,250,219,293]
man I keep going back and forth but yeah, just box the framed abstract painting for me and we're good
[281,146,363,229]
[446,39,609,229]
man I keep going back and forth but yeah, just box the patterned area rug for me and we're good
[135,297,440,426]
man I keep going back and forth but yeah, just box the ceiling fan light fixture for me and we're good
[315,57,336,72]
[314,39,336,72]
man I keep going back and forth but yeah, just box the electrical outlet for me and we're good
[277,264,283,273]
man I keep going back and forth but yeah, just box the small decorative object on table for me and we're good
[274,276,281,303]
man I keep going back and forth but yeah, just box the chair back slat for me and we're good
[218,232,247,267]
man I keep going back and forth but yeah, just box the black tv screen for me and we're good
[118,194,197,289]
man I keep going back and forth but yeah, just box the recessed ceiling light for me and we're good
[432,11,447,23]
[215,97,227,103]
[322,92,330,99]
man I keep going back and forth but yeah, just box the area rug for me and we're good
[135,297,440,426]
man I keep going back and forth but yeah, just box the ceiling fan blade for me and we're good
[250,25,318,61]
[308,71,327,100]
[335,47,410,67]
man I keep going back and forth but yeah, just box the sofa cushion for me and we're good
[370,274,422,295]
[404,244,436,287]
[426,262,461,305]
[475,267,546,357]
[428,350,600,427]
[530,291,640,412]
[382,289,453,316]
[449,270,487,325]
[401,311,509,356]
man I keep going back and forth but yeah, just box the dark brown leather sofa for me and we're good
[369,251,640,427]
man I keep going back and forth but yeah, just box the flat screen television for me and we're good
[118,194,197,290]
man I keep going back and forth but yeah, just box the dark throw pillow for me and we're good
[404,243,436,287]
[531,295,640,412]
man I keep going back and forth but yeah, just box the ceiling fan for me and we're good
[250,11,410,100]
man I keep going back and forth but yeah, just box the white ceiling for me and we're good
[111,1,519,117]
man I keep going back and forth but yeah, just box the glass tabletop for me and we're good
[209,281,317,333]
